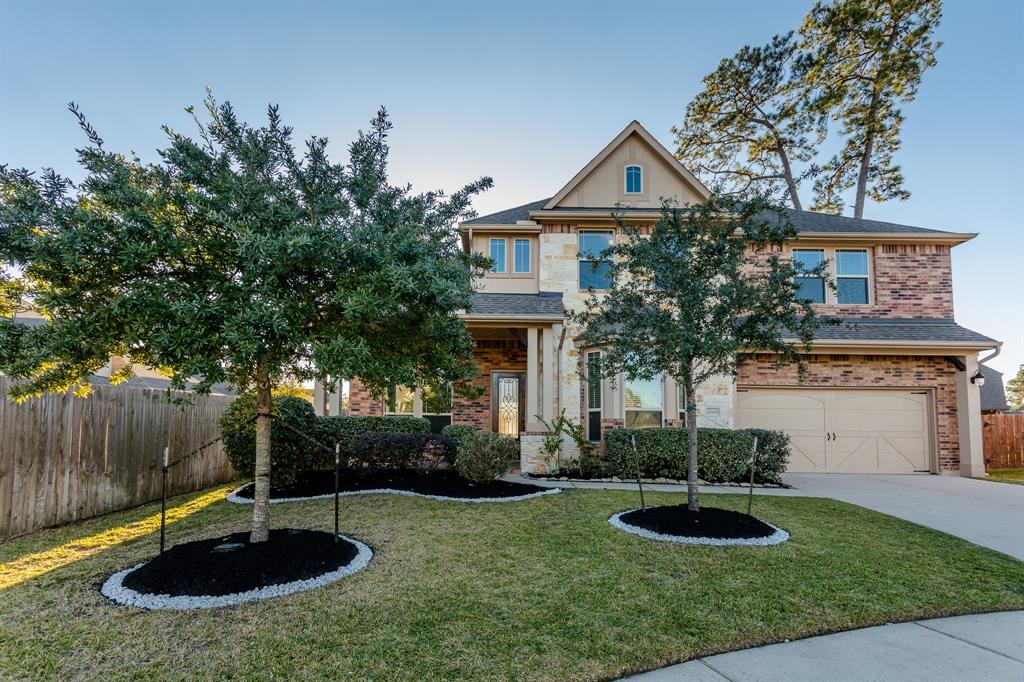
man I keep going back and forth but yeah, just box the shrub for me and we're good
[605,427,757,483]
[313,415,430,467]
[349,432,457,471]
[220,393,317,486]
[454,431,519,483]
[740,428,791,485]
[441,424,476,467]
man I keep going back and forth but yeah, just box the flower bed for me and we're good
[609,505,789,546]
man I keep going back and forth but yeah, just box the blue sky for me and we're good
[2,1,1021,376]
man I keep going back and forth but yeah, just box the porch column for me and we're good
[313,379,327,416]
[328,378,343,416]
[526,327,540,431]
[542,325,555,423]
[956,353,985,477]
[412,388,424,418]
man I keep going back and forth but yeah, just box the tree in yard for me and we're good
[1006,365,1024,411]
[0,95,491,542]
[674,33,823,211]
[572,195,835,512]
[798,0,942,217]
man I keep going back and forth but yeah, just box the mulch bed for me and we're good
[232,469,552,501]
[122,529,358,597]
[619,505,777,540]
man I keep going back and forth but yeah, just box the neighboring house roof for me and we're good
[576,317,996,348]
[89,375,238,396]
[465,199,964,237]
[465,292,564,319]
[979,366,1009,412]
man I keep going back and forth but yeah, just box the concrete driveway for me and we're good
[783,473,1024,561]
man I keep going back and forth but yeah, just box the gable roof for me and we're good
[543,121,711,210]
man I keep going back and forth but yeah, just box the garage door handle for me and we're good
[826,432,831,441]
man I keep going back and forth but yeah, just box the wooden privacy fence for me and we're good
[983,413,1024,470]
[0,376,235,539]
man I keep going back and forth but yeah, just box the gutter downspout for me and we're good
[979,346,1001,367]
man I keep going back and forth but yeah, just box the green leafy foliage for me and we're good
[604,427,789,484]
[1006,365,1024,410]
[440,424,476,467]
[453,431,519,483]
[349,432,456,472]
[314,415,430,466]
[220,394,317,486]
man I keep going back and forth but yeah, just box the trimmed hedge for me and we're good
[604,427,789,484]
[350,432,457,471]
[220,394,317,486]
[313,415,430,467]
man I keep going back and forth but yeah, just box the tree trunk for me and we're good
[683,373,699,513]
[250,362,273,543]
[852,97,878,219]
[776,143,803,211]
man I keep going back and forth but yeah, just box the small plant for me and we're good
[454,431,519,483]
[441,424,476,468]
[536,410,574,473]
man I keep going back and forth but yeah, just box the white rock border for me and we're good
[609,509,790,546]
[100,534,373,610]
[225,483,561,505]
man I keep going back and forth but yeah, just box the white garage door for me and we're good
[735,388,932,474]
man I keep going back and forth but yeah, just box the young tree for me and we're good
[798,0,942,217]
[572,195,834,512]
[674,33,822,210]
[1006,365,1024,411]
[0,96,490,542]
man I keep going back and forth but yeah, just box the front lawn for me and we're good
[1,486,1022,681]
[984,468,1024,485]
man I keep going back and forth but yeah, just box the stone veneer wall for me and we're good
[735,354,960,471]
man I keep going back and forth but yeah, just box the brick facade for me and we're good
[735,354,960,471]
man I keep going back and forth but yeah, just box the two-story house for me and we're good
[320,121,999,478]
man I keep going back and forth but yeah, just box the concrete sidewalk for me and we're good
[624,611,1024,682]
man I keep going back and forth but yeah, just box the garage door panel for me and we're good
[737,387,931,474]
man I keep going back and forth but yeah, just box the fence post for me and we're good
[334,442,341,543]
[631,435,645,511]
[160,445,169,554]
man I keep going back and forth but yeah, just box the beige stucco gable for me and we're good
[545,121,710,210]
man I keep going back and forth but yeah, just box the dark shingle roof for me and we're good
[980,366,1009,412]
[88,375,238,396]
[466,292,564,317]
[789,318,997,345]
[577,317,996,346]
[464,198,960,235]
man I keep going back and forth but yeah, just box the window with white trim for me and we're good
[421,382,453,433]
[625,165,642,194]
[836,249,869,304]
[578,230,613,290]
[625,374,663,429]
[489,238,506,273]
[385,385,414,415]
[586,351,602,442]
[793,248,826,304]
[513,238,531,273]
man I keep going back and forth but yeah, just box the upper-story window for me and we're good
[514,238,531,274]
[836,249,869,304]
[792,247,871,305]
[579,230,613,290]
[625,373,663,428]
[625,165,642,194]
[793,248,826,304]
[489,238,506,273]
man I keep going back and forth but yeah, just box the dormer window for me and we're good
[625,165,642,194]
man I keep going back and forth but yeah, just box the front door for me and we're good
[491,372,524,438]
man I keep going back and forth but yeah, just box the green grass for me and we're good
[984,468,1024,485]
[1,485,1022,681]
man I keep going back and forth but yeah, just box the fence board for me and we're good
[983,413,1024,470]
[0,377,234,539]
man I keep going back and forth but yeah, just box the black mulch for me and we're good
[233,469,550,501]
[122,529,359,597]
[620,505,777,539]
